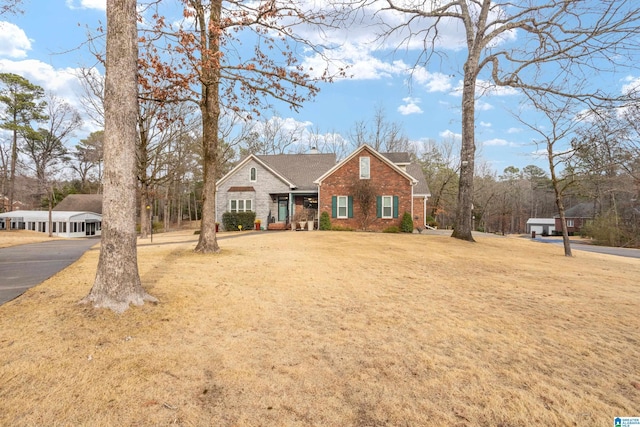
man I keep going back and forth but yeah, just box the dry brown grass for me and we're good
[0,230,638,426]
[0,229,62,248]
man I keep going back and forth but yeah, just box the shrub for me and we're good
[425,216,438,228]
[222,211,256,231]
[382,226,400,233]
[319,211,331,230]
[331,225,354,231]
[400,212,414,233]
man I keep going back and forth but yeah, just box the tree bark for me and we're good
[194,0,221,254]
[82,0,156,312]
[451,59,477,242]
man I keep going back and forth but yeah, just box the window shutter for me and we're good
[376,196,382,218]
[348,196,354,218]
[332,196,337,218]
[393,196,399,218]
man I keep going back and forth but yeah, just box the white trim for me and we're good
[337,195,348,219]
[359,156,370,179]
[381,195,393,219]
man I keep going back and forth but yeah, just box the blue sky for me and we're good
[2,0,638,175]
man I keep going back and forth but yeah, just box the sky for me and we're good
[2,0,639,175]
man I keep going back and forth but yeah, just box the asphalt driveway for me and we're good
[0,238,99,305]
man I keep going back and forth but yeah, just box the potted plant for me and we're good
[293,210,307,230]
[254,219,261,230]
[307,211,315,231]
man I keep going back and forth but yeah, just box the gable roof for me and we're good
[314,144,418,186]
[381,152,411,164]
[406,163,431,196]
[257,153,337,191]
[53,194,103,214]
[217,154,295,189]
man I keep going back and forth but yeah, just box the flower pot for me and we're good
[307,220,314,231]
[255,223,260,230]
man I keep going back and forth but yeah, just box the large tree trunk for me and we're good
[452,60,477,242]
[82,0,156,313]
[194,0,221,254]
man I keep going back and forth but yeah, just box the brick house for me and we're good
[314,144,430,231]
[216,145,430,232]
[554,202,595,235]
[216,151,337,230]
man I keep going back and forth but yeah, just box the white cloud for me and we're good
[483,138,509,146]
[411,67,453,93]
[621,75,640,95]
[507,127,522,134]
[476,100,493,111]
[0,22,32,58]
[0,59,102,136]
[397,97,423,115]
[65,0,105,10]
[479,121,491,128]
[439,129,461,140]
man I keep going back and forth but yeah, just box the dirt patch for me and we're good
[0,230,638,426]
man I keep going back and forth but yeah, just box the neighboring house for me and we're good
[216,145,430,231]
[216,151,337,230]
[53,194,103,214]
[0,210,102,237]
[526,218,556,236]
[0,195,25,213]
[314,144,430,231]
[554,202,596,235]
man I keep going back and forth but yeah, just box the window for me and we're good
[61,222,67,233]
[250,167,257,182]
[337,196,348,218]
[359,156,370,179]
[381,196,393,218]
[566,219,574,227]
[230,199,253,212]
[377,195,399,219]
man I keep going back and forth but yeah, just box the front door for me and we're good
[278,198,288,222]
[86,222,96,236]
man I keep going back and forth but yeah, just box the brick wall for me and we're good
[318,147,413,231]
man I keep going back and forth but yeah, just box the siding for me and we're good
[216,159,290,225]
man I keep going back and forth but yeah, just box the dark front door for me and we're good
[86,222,96,236]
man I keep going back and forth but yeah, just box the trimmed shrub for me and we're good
[400,212,414,233]
[319,211,331,230]
[222,211,256,231]
[382,226,400,233]
[331,225,354,231]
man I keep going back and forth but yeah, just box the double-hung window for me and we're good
[337,196,348,218]
[381,196,393,219]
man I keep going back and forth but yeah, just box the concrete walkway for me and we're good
[0,238,99,305]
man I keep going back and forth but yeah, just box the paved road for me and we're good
[0,238,99,305]
[532,236,640,259]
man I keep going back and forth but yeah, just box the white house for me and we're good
[0,210,102,237]
[526,218,556,236]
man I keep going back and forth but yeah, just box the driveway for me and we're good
[533,236,640,259]
[0,238,99,305]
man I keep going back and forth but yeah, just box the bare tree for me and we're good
[0,0,23,15]
[82,0,156,313]
[517,90,588,256]
[350,105,412,153]
[346,0,640,242]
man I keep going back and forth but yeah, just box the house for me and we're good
[0,209,102,237]
[526,218,556,236]
[216,151,337,230]
[216,145,430,232]
[554,202,596,235]
[314,144,430,231]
